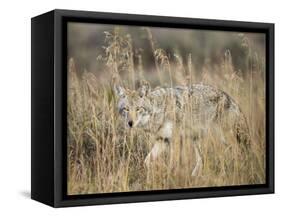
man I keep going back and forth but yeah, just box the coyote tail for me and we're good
[235,112,251,150]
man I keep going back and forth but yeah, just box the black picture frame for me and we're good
[31,9,274,207]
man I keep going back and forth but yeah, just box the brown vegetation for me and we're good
[67,27,265,195]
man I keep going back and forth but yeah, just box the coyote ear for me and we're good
[112,74,126,98]
[114,85,126,98]
[138,80,150,97]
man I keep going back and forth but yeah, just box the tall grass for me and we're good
[67,28,265,195]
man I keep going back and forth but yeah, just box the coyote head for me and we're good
[114,81,152,128]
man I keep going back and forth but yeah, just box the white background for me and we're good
[0,0,279,216]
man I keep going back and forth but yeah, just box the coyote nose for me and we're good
[128,121,133,127]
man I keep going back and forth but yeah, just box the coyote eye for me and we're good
[122,107,129,112]
[136,107,144,112]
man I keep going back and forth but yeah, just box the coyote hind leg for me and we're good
[191,142,202,176]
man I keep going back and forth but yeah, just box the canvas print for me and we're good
[67,22,266,195]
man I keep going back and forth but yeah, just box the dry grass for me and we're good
[67,28,265,195]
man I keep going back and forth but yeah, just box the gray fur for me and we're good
[114,83,250,175]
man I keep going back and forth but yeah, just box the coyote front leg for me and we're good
[144,140,168,167]
[144,121,173,167]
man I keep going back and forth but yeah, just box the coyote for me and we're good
[114,81,250,176]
